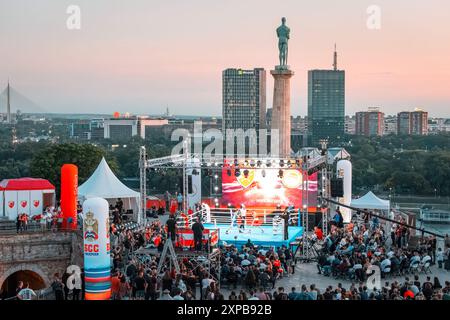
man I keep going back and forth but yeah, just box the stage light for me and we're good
[235,168,241,177]
[243,169,249,178]
[266,160,271,167]
[250,160,255,167]
[227,203,232,208]
[280,160,285,167]
[214,198,219,203]
[257,160,262,167]
[261,169,266,177]
[214,186,219,192]
[303,204,307,210]
[214,174,218,179]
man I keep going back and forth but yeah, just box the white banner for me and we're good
[17,190,30,216]
[5,191,18,220]
[30,190,43,216]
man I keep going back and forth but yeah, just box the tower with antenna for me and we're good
[6,80,11,124]
[333,43,338,71]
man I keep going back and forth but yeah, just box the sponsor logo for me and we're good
[83,211,99,241]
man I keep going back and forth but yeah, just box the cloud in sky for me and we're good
[0,0,449,117]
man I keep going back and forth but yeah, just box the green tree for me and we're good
[30,143,115,195]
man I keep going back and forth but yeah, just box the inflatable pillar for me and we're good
[61,164,78,229]
[336,159,352,223]
[82,197,111,300]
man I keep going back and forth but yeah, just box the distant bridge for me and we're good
[0,83,46,115]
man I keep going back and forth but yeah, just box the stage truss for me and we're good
[139,144,335,250]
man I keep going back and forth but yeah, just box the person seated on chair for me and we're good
[409,251,421,267]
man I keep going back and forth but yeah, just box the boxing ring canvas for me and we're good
[203,223,303,248]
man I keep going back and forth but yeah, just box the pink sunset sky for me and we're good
[1,0,449,117]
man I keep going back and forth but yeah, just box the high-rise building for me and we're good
[397,111,411,135]
[222,68,266,141]
[411,109,428,135]
[384,115,397,135]
[345,116,356,135]
[355,108,385,136]
[308,46,345,145]
[397,109,428,135]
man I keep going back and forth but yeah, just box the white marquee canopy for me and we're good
[350,191,390,211]
[78,158,140,215]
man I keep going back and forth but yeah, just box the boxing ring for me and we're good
[177,204,303,248]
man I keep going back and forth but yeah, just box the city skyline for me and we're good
[1,0,450,117]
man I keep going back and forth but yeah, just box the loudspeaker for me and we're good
[188,175,193,194]
[331,178,344,197]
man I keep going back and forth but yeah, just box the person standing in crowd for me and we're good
[71,270,82,300]
[62,270,70,300]
[15,281,24,297]
[164,191,171,211]
[116,198,124,214]
[17,283,37,300]
[282,208,289,241]
[444,244,450,271]
[51,273,64,300]
[166,214,177,242]
[333,207,344,228]
[177,192,183,211]
[192,217,204,251]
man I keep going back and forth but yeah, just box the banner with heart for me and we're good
[8,201,15,208]
[21,200,28,208]
[33,200,40,207]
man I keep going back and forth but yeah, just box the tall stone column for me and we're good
[270,68,294,158]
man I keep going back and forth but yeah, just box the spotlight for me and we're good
[243,169,249,178]
[214,186,219,192]
[257,160,262,167]
[266,160,272,167]
[214,174,218,179]
[227,203,232,208]
[250,160,255,167]
[235,169,241,177]
[280,160,285,167]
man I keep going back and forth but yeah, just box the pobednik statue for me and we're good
[276,17,290,69]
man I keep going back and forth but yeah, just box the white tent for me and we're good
[78,158,140,219]
[350,191,390,211]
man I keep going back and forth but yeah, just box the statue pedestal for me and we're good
[270,68,294,158]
